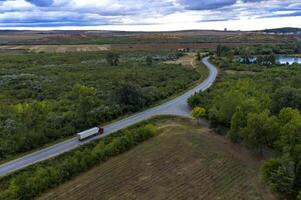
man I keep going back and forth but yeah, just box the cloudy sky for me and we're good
[0,0,301,31]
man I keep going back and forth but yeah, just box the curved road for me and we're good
[0,57,217,177]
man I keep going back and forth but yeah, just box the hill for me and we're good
[262,27,301,34]
[38,117,275,200]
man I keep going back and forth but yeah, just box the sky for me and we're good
[0,0,301,31]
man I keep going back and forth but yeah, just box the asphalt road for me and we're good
[0,57,217,177]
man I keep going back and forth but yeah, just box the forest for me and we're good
[189,43,301,199]
[0,50,200,161]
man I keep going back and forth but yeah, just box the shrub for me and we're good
[192,106,206,119]
[261,157,295,197]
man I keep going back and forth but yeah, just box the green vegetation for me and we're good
[0,50,201,161]
[106,52,120,66]
[0,30,292,46]
[212,42,301,72]
[192,106,206,124]
[38,117,272,200]
[262,27,301,34]
[0,121,158,200]
[189,45,301,199]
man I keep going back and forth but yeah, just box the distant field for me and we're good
[0,45,110,53]
[39,118,275,200]
[0,30,293,46]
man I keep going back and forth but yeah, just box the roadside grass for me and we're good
[38,117,275,200]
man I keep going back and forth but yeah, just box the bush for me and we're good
[192,106,206,119]
[261,157,295,197]
[298,191,301,200]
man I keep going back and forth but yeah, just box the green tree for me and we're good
[145,56,153,66]
[278,108,301,190]
[192,106,206,118]
[216,44,222,57]
[196,51,201,61]
[192,106,206,124]
[261,157,295,196]
[272,87,301,113]
[209,89,244,126]
[298,191,301,200]
[106,52,120,66]
[228,98,261,143]
[114,83,147,112]
[192,107,206,119]
[68,84,98,128]
[241,110,279,154]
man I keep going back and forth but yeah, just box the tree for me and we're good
[261,157,295,196]
[241,110,279,154]
[272,87,301,113]
[278,108,301,190]
[216,44,222,57]
[196,51,201,61]
[68,84,98,128]
[192,107,206,124]
[298,191,301,200]
[209,89,245,126]
[145,56,153,66]
[228,98,261,143]
[192,107,206,118]
[216,45,230,57]
[106,52,120,66]
[114,83,147,112]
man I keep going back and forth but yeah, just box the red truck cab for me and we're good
[98,127,104,134]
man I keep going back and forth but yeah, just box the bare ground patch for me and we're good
[0,45,110,53]
[164,53,195,68]
[225,70,257,75]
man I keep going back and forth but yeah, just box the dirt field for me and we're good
[164,53,195,68]
[225,70,257,75]
[38,117,275,200]
[0,44,110,53]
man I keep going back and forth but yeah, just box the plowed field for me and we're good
[38,118,275,200]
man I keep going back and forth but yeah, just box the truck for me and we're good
[77,127,104,141]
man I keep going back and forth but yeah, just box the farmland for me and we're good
[38,117,274,200]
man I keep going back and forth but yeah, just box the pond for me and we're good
[239,56,301,65]
[277,57,301,65]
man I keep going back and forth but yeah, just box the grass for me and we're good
[38,117,275,200]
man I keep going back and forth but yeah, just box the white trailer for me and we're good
[77,127,104,141]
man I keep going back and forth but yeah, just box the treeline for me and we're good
[216,42,301,57]
[0,51,199,161]
[189,64,301,198]
[0,122,158,200]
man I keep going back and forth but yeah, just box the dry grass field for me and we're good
[38,117,275,200]
[0,44,110,53]
[164,53,195,68]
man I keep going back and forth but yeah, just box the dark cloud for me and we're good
[25,0,53,7]
[179,0,236,10]
[257,10,301,18]
[0,0,300,29]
